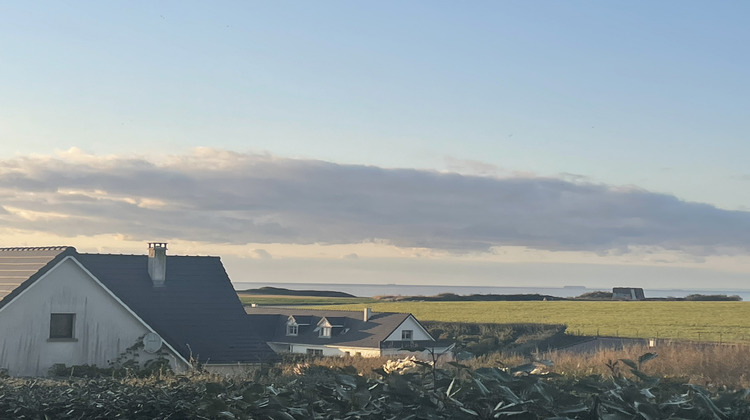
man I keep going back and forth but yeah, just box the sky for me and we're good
[1,2,749,290]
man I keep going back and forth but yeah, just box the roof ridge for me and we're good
[0,246,74,251]
[78,252,218,258]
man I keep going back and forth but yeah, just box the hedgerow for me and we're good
[2,354,749,419]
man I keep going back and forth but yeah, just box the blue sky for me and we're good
[1,2,749,290]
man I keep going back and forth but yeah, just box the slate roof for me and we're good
[246,307,419,349]
[290,315,313,325]
[0,247,275,365]
[321,316,347,327]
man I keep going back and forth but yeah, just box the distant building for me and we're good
[612,287,645,301]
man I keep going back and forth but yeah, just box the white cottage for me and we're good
[0,244,274,376]
[246,307,454,360]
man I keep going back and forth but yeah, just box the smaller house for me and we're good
[246,307,454,361]
[612,287,645,301]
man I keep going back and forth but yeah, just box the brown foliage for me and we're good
[543,341,750,388]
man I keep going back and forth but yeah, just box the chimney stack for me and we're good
[363,307,372,322]
[148,242,167,287]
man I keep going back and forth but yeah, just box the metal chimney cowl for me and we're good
[148,242,167,287]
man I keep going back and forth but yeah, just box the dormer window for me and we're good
[287,315,310,336]
[319,326,331,338]
[316,316,344,338]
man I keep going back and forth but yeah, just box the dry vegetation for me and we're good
[291,342,750,389]
[545,342,750,389]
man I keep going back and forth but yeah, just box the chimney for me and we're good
[363,307,372,322]
[148,242,167,287]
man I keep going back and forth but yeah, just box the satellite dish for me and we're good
[143,332,163,353]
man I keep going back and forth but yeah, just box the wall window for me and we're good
[306,348,323,356]
[287,324,298,336]
[319,326,331,338]
[49,313,75,339]
[401,330,413,340]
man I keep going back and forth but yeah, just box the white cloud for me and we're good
[1,147,749,257]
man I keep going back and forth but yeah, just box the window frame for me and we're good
[49,313,76,341]
[319,326,331,338]
[287,324,298,336]
[401,329,413,340]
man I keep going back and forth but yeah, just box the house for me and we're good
[612,287,645,301]
[246,306,455,360]
[0,244,275,376]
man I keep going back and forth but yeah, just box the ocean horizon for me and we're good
[232,282,750,301]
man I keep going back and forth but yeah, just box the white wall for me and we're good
[384,316,433,341]
[322,346,381,358]
[268,342,381,358]
[382,346,455,362]
[0,257,185,376]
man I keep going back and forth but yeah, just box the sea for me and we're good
[232,282,750,301]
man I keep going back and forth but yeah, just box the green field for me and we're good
[310,301,750,343]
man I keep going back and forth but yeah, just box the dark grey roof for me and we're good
[0,247,275,364]
[0,247,75,304]
[246,307,413,348]
[321,316,347,327]
[289,315,313,325]
[76,253,275,364]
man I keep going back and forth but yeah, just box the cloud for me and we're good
[1,147,749,256]
[252,249,273,259]
[443,157,503,177]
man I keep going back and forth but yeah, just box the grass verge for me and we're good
[310,300,750,342]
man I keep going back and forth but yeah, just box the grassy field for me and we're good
[238,294,376,306]
[309,301,750,343]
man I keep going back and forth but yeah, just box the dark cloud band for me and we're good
[1,149,748,255]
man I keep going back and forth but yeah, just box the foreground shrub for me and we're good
[3,353,750,419]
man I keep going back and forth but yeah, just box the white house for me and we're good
[246,307,454,360]
[0,244,274,376]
